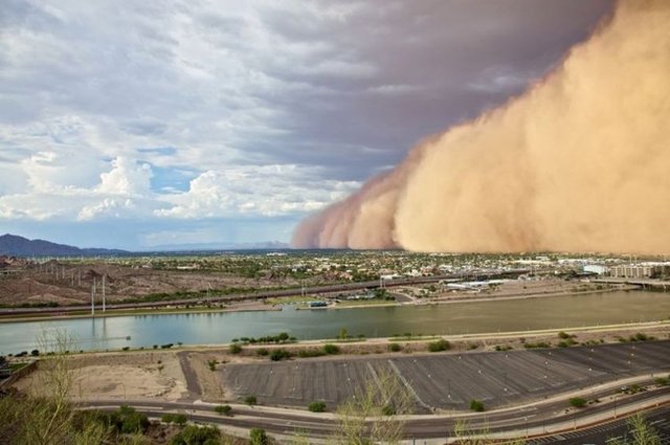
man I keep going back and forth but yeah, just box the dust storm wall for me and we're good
[292,0,670,254]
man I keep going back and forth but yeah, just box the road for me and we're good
[80,382,670,442]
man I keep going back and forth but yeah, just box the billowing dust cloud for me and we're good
[292,0,670,254]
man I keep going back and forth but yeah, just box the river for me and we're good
[2,290,669,354]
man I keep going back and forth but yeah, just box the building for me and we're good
[583,264,608,275]
[609,263,670,279]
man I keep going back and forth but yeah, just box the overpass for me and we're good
[592,277,670,291]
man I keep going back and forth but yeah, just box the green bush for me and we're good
[207,359,217,371]
[557,331,571,339]
[569,397,587,408]
[171,424,221,445]
[245,395,257,406]
[270,349,292,361]
[214,404,232,416]
[428,339,450,352]
[107,405,150,435]
[523,341,551,349]
[229,343,243,354]
[256,348,269,356]
[655,376,670,386]
[308,401,327,412]
[388,343,402,352]
[297,348,326,358]
[323,344,340,355]
[250,428,269,445]
[469,399,485,412]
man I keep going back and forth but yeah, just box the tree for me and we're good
[333,370,413,445]
[245,395,257,406]
[609,414,661,445]
[0,329,111,445]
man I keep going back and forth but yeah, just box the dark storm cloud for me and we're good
[232,0,613,180]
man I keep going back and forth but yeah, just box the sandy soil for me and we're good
[15,350,188,401]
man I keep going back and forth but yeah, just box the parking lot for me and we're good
[220,340,670,411]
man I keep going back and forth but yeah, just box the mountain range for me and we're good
[0,234,129,257]
[0,234,291,256]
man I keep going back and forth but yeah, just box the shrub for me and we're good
[569,397,587,408]
[250,428,269,445]
[523,342,551,349]
[323,344,340,355]
[256,348,269,356]
[214,405,232,416]
[308,401,327,412]
[171,424,221,445]
[122,346,130,351]
[270,349,292,361]
[30,349,40,357]
[469,399,485,412]
[558,331,571,339]
[160,343,173,349]
[428,339,450,352]
[153,345,158,349]
[207,359,217,371]
[229,343,243,354]
[173,414,187,425]
[297,348,325,358]
[113,406,150,434]
[388,343,402,352]
[655,376,670,386]
[245,395,257,406]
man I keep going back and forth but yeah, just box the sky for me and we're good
[0,0,612,250]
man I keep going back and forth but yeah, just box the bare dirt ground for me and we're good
[15,350,188,401]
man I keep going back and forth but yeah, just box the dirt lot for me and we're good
[15,350,188,401]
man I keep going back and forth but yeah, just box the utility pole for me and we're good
[102,274,106,312]
[91,278,96,316]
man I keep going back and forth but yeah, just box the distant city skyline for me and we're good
[0,1,611,250]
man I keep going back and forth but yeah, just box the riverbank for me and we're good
[0,299,282,323]
[0,278,644,323]
[11,319,670,406]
